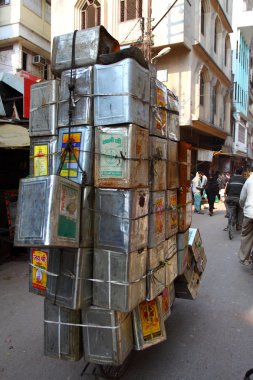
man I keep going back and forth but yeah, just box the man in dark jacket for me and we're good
[224,167,246,229]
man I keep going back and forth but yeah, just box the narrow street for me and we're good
[0,202,253,380]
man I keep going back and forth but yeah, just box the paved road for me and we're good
[0,202,252,380]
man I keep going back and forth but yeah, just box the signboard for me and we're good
[197,149,213,162]
[20,70,41,119]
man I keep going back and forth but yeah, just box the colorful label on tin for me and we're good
[31,248,48,291]
[155,198,165,233]
[99,132,127,178]
[34,145,48,176]
[58,184,78,239]
[60,132,81,178]
[155,87,167,131]
[139,299,162,341]
[169,193,178,230]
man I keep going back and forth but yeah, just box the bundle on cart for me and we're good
[14,25,207,374]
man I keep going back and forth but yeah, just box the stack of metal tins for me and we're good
[91,55,152,359]
[14,26,120,362]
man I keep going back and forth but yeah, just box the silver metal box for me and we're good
[29,80,59,137]
[57,126,94,186]
[167,89,179,112]
[58,67,93,126]
[149,136,167,191]
[29,136,58,176]
[150,78,168,138]
[132,298,166,350]
[14,175,81,248]
[95,124,149,188]
[46,248,93,310]
[167,112,180,142]
[82,306,133,366]
[146,263,166,301]
[51,26,120,76]
[148,191,166,248]
[94,188,149,253]
[93,248,147,312]
[147,241,165,270]
[177,230,189,275]
[94,58,150,128]
[44,299,82,361]
[165,252,178,286]
[167,139,179,189]
[165,190,178,238]
[80,186,94,248]
[165,234,177,260]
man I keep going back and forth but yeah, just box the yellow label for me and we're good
[34,145,48,176]
[31,249,48,291]
[139,300,161,341]
[60,132,81,178]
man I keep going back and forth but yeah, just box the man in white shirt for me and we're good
[238,172,253,265]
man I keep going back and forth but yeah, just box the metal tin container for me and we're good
[80,186,94,248]
[58,67,93,126]
[175,271,201,300]
[167,112,180,142]
[160,287,171,321]
[167,139,179,189]
[196,246,207,275]
[82,306,133,365]
[51,26,120,76]
[29,247,52,296]
[95,124,149,188]
[165,252,178,286]
[93,248,147,312]
[147,241,165,270]
[167,89,179,112]
[149,136,167,191]
[177,230,189,275]
[94,58,150,128]
[165,234,177,260]
[44,299,82,361]
[14,175,81,248]
[150,78,168,138]
[132,297,166,350]
[146,263,166,301]
[148,191,166,248]
[94,188,149,253]
[29,80,59,137]
[178,141,192,187]
[188,228,203,262]
[178,187,192,232]
[46,248,93,310]
[57,126,94,186]
[29,136,58,177]
[165,190,178,238]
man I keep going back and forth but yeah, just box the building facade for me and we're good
[231,0,253,171]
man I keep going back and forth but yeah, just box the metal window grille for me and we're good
[81,0,101,29]
[120,0,142,22]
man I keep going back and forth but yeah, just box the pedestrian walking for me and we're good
[224,167,245,229]
[238,172,253,265]
[191,172,203,214]
[204,173,219,216]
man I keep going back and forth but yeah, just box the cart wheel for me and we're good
[100,355,130,378]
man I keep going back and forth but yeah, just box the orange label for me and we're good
[162,288,170,317]
[31,249,48,291]
[139,300,161,341]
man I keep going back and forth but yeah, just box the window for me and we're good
[44,64,48,80]
[120,0,142,22]
[236,41,238,59]
[200,73,204,106]
[81,0,101,29]
[213,86,217,115]
[226,0,228,12]
[224,35,230,67]
[234,81,237,101]
[22,52,27,71]
[214,18,218,53]
[201,1,205,36]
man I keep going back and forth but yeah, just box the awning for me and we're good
[0,123,30,148]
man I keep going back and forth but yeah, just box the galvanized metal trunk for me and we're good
[150,78,168,138]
